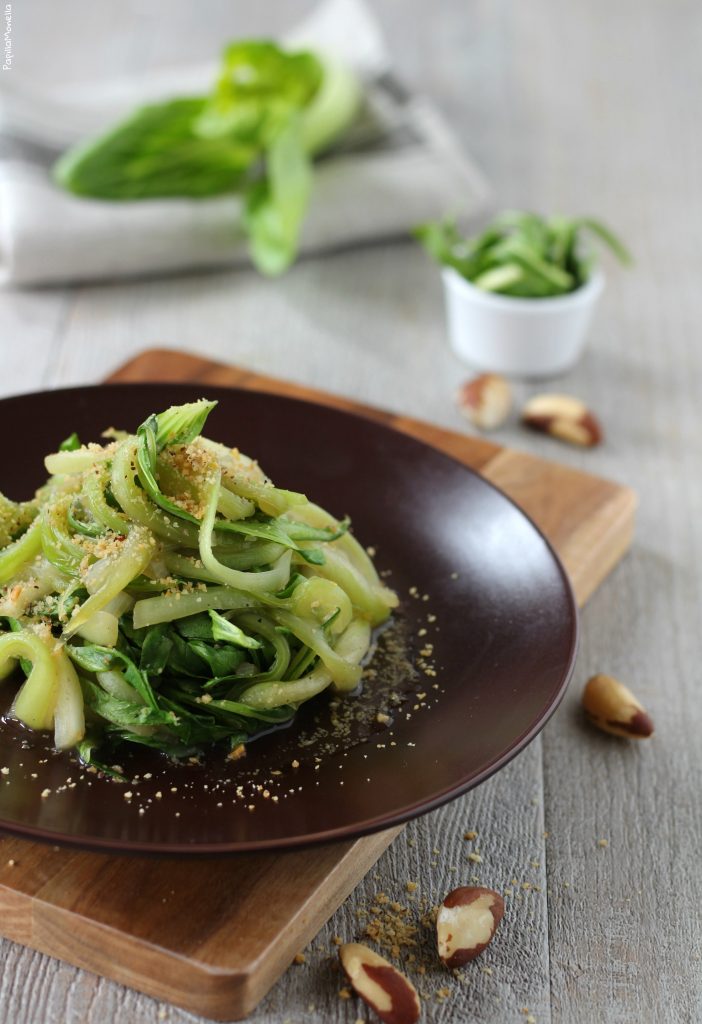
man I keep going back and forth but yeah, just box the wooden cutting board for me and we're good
[0,349,636,1021]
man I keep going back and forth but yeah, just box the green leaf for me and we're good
[67,500,103,538]
[575,218,632,266]
[187,640,247,677]
[59,432,81,452]
[76,738,127,781]
[54,99,255,200]
[196,40,322,143]
[174,614,216,642]
[244,113,313,276]
[275,573,306,599]
[135,400,217,525]
[215,513,347,564]
[151,400,218,450]
[67,642,159,709]
[81,677,176,729]
[139,624,173,676]
[167,631,217,678]
[209,609,262,650]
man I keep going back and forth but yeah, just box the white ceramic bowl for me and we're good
[442,266,605,378]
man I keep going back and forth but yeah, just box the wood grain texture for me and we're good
[0,348,633,1019]
[1,0,701,1021]
[0,829,402,1020]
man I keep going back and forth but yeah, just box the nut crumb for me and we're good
[463,830,478,841]
[339,987,352,1000]
[40,788,51,799]
[467,852,482,864]
[293,953,306,965]
[598,838,609,848]
[406,881,418,893]
[7,859,16,867]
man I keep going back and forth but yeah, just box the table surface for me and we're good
[2,2,701,1022]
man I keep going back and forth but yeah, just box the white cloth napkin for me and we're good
[0,0,489,286]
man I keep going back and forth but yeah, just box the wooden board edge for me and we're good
[564,484,637,605]
[105,348,502,470]
[0,827,401,1021]
[241,827,402,1018]
[482,446,637,606]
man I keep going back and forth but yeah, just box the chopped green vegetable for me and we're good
[415,210,631,297]
[0,400,397,765]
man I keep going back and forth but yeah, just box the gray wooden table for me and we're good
[1,1,701,1021]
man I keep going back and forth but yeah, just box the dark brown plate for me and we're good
[0,383,577,855]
